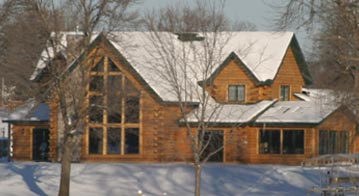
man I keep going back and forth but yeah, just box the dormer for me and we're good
[202,54,258,104]
[201,32,312,104]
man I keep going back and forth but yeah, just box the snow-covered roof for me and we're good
[183,100,276,124]
[220,32,294,82]
[32,31,300,102]
[30,31,97,81]
[109,32,295,102]
[255,101,338,124]
[4,100,49,122]
[294,88,335,104]
[181,88,344,125]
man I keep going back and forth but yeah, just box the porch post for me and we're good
[7,123,11,162]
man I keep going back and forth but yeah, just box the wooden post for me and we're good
[7,122,10,162]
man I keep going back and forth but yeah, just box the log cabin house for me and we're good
[4,31,359,164]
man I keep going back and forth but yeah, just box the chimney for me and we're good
[66,33,84,61]
[176,32,204,42]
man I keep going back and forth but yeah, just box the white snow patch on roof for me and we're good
[5,99,49,122]
[7,99,35,120]
[255,101,338,124]
[223,32,293,81]
[184,100,276,123]
[30,32,98,81]
[295,88,335,103]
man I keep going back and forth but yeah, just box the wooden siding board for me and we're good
[210,59,257,103]
[269,47,305,101]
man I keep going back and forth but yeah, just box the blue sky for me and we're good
[141,0,273,27]
[139,0,313,57]
[140,0,274,29]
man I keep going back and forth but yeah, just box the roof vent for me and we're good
[176,32,204,42]
[302,89,310,96]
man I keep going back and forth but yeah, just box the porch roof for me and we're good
[3,100,49,123]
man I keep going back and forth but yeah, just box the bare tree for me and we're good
[0,0,139,196]
[0,1,50,102]
[272,0,359,113]
[144,1,253,195]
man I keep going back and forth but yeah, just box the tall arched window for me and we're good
[88,57,140,155]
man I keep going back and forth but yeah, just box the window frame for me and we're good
[228,84,245,102]
[87,56,141,156]
[198,130,224,162]
[259,129,281,154]
[282,130,304,154]
[259,129,305,155]
[319,130,349,155]
[280,85,290,101]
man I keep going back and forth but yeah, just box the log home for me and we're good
[5,31,359,164]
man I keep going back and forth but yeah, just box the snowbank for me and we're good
[0,162,331,196]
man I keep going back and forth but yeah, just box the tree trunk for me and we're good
[194,163,202,196]
[58,135,73,196]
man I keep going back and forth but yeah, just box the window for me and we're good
[107,128,121,154]
[283,130,304,154]
[319,130,349,154]
[88,57,140,155]
[125,128,139,154]
[259,130,280,154]
[89,128,103,154]
[107,75,122,123]
[280,85,290,101]
[89,96,103,123]
[199,130,224,162]
[125,97,139,123]
[259,129,304,154]
[228,85,245,102]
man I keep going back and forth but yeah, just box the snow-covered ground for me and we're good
[0,161,356,196]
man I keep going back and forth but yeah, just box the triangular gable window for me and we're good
[109,58,120,72]
[91,57,104,72]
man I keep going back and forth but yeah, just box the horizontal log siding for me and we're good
[209,59,257,103]
[12,124,50,161]
[48,98,58,162]
[316,109,357,155]
[269,47,304,101]
[12,126,32,160]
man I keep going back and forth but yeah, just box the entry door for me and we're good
[201,130,224,162]
[32,128,49,161]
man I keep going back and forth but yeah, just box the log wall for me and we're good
[11,123,52,161]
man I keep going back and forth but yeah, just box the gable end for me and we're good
[290,36,313,85]
[199,52,262,86]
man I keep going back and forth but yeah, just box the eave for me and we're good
[2,119,49,125]
[252,122,319,128]
[198,52,263,86]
